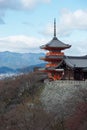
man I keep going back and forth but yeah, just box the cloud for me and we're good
[76,40,87,55]
[42,9,87,37]
[21,0,50,9]
[0,0,50,10]
[0,35,87,56]
[0,0,51,24]
[64,39,87,56]
[59,9,87,35]
[0,10,5,24]
[0,35,47,53]
[0,17,5,24]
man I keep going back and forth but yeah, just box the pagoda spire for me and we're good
[54,18,56,37]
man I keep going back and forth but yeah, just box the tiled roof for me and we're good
[64,55,87,68]
[40,37,71,49]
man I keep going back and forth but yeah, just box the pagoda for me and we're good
[40,19,71,80]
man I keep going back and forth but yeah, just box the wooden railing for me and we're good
[46,52,64,56]
[46,63,58,67]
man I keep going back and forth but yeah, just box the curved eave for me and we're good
[40,45,46,49]
[64,60,74,68]
[55,59,64,68]
[40,45,71,50]
[40,37,71,50]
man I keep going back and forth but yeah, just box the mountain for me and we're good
[0,63,46,74]
[17,63,46,73]
[0,67,17,74]
[0,51,45,69]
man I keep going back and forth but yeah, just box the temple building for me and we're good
[40,19,87,80]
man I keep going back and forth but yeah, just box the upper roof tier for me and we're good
[40,36,71,50]
[40,19,71,50]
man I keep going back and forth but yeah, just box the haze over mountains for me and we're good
[0,51,45,73]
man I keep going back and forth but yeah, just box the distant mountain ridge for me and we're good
[0,63,46,74]
[0,51,45,69]
[0,67,16,74]
[17,63,46,73]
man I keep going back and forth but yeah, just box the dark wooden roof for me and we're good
[83,68,87,71]
[40,37,71,49]
[64,55,87,68]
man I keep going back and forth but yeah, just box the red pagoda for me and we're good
[40,19,71,80]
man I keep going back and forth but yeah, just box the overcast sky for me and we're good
[0,0,87,55]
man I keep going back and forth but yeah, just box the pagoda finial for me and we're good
[54,18,56,37]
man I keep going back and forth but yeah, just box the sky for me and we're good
[0,0,87,55]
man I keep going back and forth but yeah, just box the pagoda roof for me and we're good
[40,19,71,50]
[40,37,71,49]
[64,55,87,68]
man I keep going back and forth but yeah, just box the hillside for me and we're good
[0,66,16,73]
[41,80,87,130]
[0,63,46,75]
[0,73,87,130]
[0,51,45,69]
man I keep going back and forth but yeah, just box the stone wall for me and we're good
[40,80,87,119]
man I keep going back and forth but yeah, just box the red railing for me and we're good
[46,63,58,67]
[46,52,64,56]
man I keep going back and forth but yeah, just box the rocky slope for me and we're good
[40,80,87,130]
